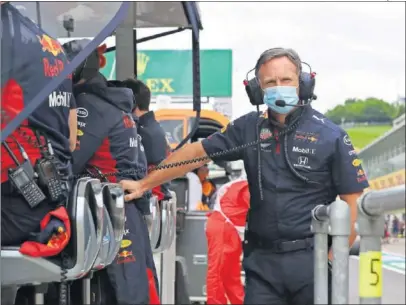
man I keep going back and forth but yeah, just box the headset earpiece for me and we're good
[244,78,264,106]
[298,71,316,103]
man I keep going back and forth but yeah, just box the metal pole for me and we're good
[329,199,351,305]
[360,185,405,217]
[133,29,137,78]
[115,2,135,80]
[161,215,176,303]
[357,195,385,304]
[311,205,330,305]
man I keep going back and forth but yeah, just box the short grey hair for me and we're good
[255,47,302,77]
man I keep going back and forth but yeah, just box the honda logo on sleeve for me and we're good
[294,156,311,169]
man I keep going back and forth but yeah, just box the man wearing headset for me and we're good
[119,47,369,304]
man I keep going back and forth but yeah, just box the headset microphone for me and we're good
[275,100,307,108]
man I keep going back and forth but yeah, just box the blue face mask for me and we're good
[263,86,299,114]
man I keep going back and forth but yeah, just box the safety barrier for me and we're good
[312,199,351,304]
[311,184,406,304]
[357,185,405,304]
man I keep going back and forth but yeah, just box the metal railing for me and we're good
[312,200,351,304]
[357,185,405,304]
[311,184,405,304]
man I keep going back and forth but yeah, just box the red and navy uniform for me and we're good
[138,111,172,201]
[1,3,74,248]
[201,106,369,304]
[1,3,73,182]
[71,73,158,304]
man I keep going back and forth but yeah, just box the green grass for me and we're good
[345,125,392,150]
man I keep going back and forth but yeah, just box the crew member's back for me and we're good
[122,78,172,201]
[64,41,157,304]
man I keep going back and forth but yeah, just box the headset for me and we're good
[242,48,322,200]
[244,48,317,107]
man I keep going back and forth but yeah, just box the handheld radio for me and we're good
[3,141,46,208]
[34,131,66,203]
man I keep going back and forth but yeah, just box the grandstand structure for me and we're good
[359,112,405,190]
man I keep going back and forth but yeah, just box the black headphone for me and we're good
[244,49,317,106]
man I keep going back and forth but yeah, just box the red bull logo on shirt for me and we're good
[116,250,136,264]
[37,34,64,57]
[43,58,64,78]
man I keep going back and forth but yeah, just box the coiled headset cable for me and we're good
[2,108,319,186]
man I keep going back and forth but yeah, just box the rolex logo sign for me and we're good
[137,52,149,76]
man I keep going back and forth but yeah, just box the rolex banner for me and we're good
[101,49,232,97]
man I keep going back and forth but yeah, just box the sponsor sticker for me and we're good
[292,146,316,155]
[43,58,64,78]
[37,34,64,56]
[294,131,319,144]
[293,156,312,169]
[129,137,137,148]
[343,135,352,146]
[121,239,132,249]
[357,176,368,183]
[352,159,362,167]
[260,128,273,140]
[77,107,88,118]
[48,91,72,108]
[116,250,136,264]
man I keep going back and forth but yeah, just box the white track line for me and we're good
[382,250,406,258]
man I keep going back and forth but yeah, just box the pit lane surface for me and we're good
[155,240,405,304]
[348,240,405,304]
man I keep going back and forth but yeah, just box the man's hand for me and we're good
[120,142,209,202]
[328,249,333,261]
[119,180,144,201]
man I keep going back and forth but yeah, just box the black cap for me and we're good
[62,39,100,83]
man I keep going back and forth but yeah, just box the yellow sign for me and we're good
[368,169,405,191]
[77,129,84,137]
[136,52,175,93]
[144,78,174,93]
[359,251,382,298]
[352,159,362,167]
[120,239,132,249]
[137,52,150,76]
